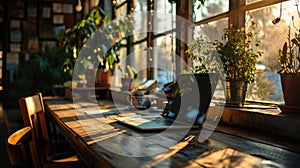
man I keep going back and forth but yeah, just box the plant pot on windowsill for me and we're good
[277,22,300,112]
[213,23,262,107]
[224,80,247,107]
[280,74,300,108]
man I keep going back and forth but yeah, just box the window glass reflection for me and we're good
[193,0,229,22]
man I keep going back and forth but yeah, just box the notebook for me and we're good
[115,73,219,131]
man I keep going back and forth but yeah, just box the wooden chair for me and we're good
[6,126,33,167]
[18,92,86,168]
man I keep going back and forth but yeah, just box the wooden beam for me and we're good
[194,12,229,26]
[194,0,289,27]
[241,0,289,12]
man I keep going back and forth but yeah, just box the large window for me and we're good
[193,0,296,103]
[113,0,177,89]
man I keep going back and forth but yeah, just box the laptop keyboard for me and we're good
[149,116,173,125]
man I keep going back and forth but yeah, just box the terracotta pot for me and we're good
[280,74,300,107]
[225,80,247,107]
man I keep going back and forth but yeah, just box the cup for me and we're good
[127,91,150,110]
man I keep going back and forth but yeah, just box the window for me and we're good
[193,0,295,103]
[113,0,177,88]
[193,0,229,22]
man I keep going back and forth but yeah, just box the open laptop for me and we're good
[115,73,218,131]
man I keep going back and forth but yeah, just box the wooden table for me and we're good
[65,86,111,99]
[44,98,296,168]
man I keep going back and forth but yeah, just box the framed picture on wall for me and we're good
[53,14,64,24]
[53,3,62,13]
[39,4,53,39]
[10,30,22,43]
[10,20,21,29]
[28,36,39,53]
[63,4,73,14]
[10,43,21,52]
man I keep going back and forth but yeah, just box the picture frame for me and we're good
[28,36,39,53]
[10,43,21,52]
[53,14,64,24]
[10,20,21,29]
[53,3,63,13]
[39,4,53,39]
[6,53,19,71]
[63,4,73,14]
[10,30,22,43]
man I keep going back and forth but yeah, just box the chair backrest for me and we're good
[18,92,52,161]
[6,126,39,168]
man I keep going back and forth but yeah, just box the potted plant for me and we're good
[183,35,220,114]
[213,21,262,106]
[278,17,300,111]
[57,7,132,85]
[118,64,138,91]
[15,45,72,96]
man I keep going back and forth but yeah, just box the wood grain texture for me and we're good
[44,98,285,168]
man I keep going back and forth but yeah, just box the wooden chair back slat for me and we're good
[19,92,52,157]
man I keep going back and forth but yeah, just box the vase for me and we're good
[225,80,247,107]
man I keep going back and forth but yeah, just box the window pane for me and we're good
[153,35,175,88]
[112,47,127,88]
[154,1,176,35]
[134,0,147,12]
[133,0,147,42]
[116,3,127,17]
[193,0,229,22]
[131,42,148,86]
[194,18,228,42]
[245,1,297,102]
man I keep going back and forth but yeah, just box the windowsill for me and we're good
[111,89,300,141]
[208,103,300,141]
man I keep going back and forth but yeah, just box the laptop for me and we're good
[115,73,218,131]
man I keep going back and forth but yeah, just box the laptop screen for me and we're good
[162,73,218,125]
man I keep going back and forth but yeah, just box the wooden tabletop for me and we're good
[44,97,294,168]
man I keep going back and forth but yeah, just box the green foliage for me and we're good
[58,8,109,53]
[278,19,300,74]
[57,7,132,72]
[213,21,262,83]
[118,64,138,79]
[185,35,220,73]
[15,46,71,96]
